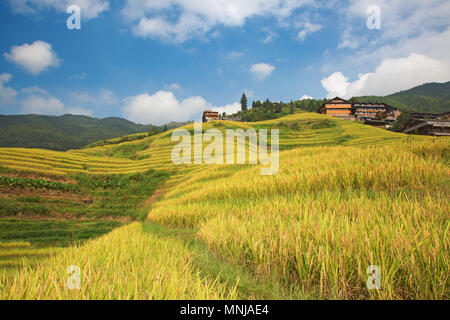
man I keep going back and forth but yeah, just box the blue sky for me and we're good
[0,0,449,124]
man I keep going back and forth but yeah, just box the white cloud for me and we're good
[334,1,450,64]
[20,87,93,116]
[70,89,117,106]
[122,0,313,42]
[345,0,450,42]
[297,22,322,42]
[8,0,109,20]
[4,41,61,75]
[211,103,241,115]
[227,51,244,59]
[300,95,314,100]
[21,94,65,115]
[0,73,18,105]
[164,83,181,91]
[122,90,239,125]
[321,53,450,98]
[21,86,49,95]
[261,28,279,44]
[69,73,87,80]
[250,63,275,80]
[65,106,93,117]
[337,38,360,50]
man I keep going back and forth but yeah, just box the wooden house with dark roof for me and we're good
[319,97,402,126]
[319,97,356,121]
[402,112,450,136]
[202,110,219,123]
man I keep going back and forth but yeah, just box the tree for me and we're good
[241,93,248,112]
[149,126,160,136]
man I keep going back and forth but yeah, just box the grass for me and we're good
[148,139,449,299]
[0,224,237,300]
[0,220,124,246]
[142,222,300,300]
[0,169,169,273]
[0,176,80,192]
[0,112,448,300]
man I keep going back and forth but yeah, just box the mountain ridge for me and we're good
[355,81,450,114]
[0,114,190,151]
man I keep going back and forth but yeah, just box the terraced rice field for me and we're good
[0,113,448,299]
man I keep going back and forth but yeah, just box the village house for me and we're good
[402,112,450,136]
[319,97,402,127]
[203,110,243,123]
[319,97,355,121]
[202,110,220,123]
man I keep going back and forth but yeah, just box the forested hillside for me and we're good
[0,114,189,151]
[356,82,450,114]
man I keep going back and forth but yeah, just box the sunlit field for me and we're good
[0,113,448,299]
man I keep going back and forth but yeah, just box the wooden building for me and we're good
[319,97,402,126]
[202,110,219,123]
[353,103,401,122]
[319,97,355,120]
[403,112,450,136]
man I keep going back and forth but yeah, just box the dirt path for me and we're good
[143,188,166,207]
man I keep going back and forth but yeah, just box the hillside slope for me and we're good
[0,114,156,151]
[0,113,448,300]
[0,114,191,151]
[356,81,450,114]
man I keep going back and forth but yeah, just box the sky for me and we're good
[0,0,449,125]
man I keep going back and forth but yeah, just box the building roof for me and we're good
[323,97,352,105]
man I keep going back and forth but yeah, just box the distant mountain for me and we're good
[164,121,194,130]
[356,81,450,114]
[0,114,158,151]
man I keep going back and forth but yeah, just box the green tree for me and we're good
[241,93,248,112]
[149,126,160,136]
[289,102,295,114]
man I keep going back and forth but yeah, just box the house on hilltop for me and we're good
[319,97,402,128]
[202,110,219,123]
[319,97,355,121]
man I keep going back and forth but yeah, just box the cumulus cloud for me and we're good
[345,0,450,42]
[4,41,61,75]
[122,0,313,42]
[0,73,18,105]
[334,0,450,66]
[297,22,322,42]
[321,53,450,98]
[250,63,275,80]
[21,94,65,115]
[211,103,241,115]
[300,95,314,100]
[8,0,109,20]
[20,87,92,116]
[122,90,239,125]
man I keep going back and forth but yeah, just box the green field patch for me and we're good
[0,176,80,193]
